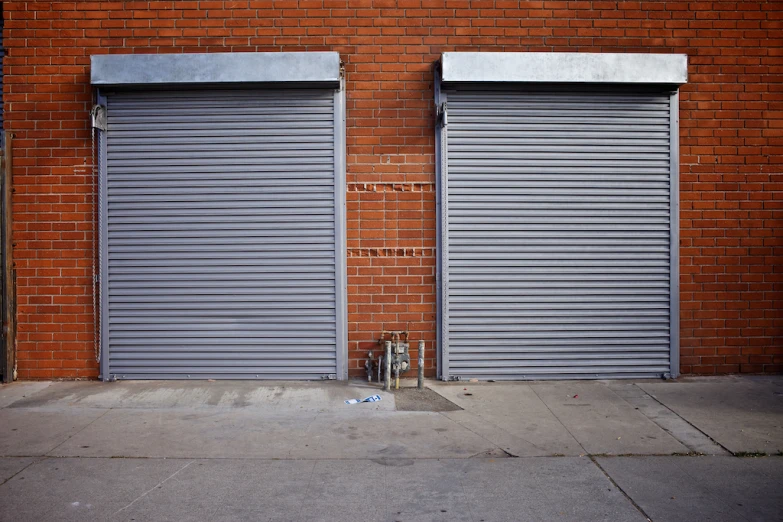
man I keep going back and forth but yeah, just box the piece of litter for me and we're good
[469,378,479,383]
[573,394,578,398]
[464,388,467,390]
[617,436,621,440]
[344,394,382,405]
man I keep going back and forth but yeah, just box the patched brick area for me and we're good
[2,1,781,379]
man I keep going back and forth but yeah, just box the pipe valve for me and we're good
[375,331,412,390]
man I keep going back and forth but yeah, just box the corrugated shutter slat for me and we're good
[444,89,672,380]
[105,89,338,379]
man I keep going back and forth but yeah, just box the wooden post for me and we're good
[2,132,15,382]
[0,143,4,382]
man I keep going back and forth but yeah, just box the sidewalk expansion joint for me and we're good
[589,455,653,522]
[633,384,733,456]
[528,385,589,456]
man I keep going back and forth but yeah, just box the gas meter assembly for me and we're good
[366,331,424,391]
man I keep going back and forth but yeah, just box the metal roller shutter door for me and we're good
[443,88,674,380]
[104,89,340,379]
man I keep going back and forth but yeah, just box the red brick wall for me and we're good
[3,1,781,379]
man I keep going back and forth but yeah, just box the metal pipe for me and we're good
[366,350,373,382]
[395,363,400,390]
[418,340,424,390]
[384,341,391,391]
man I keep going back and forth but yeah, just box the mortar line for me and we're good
[589,456,653,522]
[633,384,734,456]
[528,385,589,456]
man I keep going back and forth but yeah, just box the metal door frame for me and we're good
[93,52,347,380]
[434,53,686,381]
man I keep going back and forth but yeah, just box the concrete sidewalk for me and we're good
[0,376,781,521]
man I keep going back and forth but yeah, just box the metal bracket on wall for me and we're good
[90,104,107,131]
[436,102,447,127]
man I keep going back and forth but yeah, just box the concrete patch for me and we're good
[460,457,647,521]
[51,409,310,459]
[0,457,190,522]
[305,459,474,522]
[531,382,689,455]
[0,409,107,457]
[4,381,98,409]
[51,408,498,460]
[639,378,783,455]
[393,388,462,412]
[596,455,783,522]
[431,383,584,457]
[7,380,396,413]
[607,382,729,455]
[116,459,315,522]
[440,410,580,457]
[0,382,53,409]
[278,411,497,460]
[29,457,641,522]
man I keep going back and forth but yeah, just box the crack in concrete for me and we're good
[456,461,478,522]
[113,459,194,515]
[297,461,319,520]
[44,408,113,457]
[528,385,589,456]
[438,411,520,458]
[589,456,653,522]
[445,408,547,454]
[287,411,320,459]
[0,457,42,488]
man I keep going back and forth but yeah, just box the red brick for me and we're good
[3,0,782,379]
